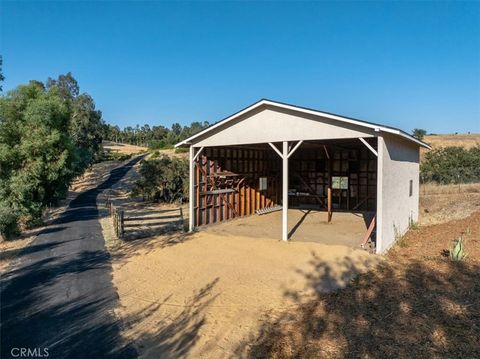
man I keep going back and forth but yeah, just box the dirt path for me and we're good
[0,157,143,359]
[111,230,380,358]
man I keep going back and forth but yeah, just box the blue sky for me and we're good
[1,1,479,133]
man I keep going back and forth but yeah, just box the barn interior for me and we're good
[192,138,378,247]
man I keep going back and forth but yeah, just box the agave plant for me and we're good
[450,236,467,262]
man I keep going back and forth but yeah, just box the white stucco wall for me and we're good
[192,105,375,147]
[377,134,420,253]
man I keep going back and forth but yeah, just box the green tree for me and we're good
[134,155,189,203]
[47,73,104,170]
[0,81,76,235]
[70,93,104,170]
[421,146,480,184]
[412,128,427,140]
[0,73,104,238]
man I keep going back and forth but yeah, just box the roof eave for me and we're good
[174,99,432,150]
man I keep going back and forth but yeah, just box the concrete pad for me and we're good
[202,209,373,248]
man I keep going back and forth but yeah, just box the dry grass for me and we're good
[239,212,480,358]
[102,140,148,155]
[423,133,480,150]
[419,183,480,225]
[421,182,480,195]
[0,234,36,272]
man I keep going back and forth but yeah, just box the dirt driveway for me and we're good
[111,231,380,358]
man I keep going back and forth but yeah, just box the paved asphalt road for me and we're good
[1,157,144,359]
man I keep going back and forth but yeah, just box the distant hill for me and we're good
[423,133,480,150]
[420,133,479,162]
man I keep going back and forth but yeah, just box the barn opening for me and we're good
[191,138,378,248]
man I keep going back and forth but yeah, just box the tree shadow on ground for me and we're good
[120,278,220,358]
[0,240,66,263]
[236,255,480,358]
[109,231,196,271]
[0,248,137,358]
[1,156,147,359]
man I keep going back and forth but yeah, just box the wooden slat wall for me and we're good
[193,144,377,228]
[289,146,377,211]
[194,146,281,227]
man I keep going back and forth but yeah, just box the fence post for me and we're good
[179,207,184,230]
[114,209,118,238]
[118,209,124,239]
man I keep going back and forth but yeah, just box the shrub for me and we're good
[421,146,480,184]
[134,155,189,203]
[0,203,20,239]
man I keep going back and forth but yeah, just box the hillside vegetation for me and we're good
[0,73,104,238]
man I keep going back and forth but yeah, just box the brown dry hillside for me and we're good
[420,133,479,162]
[423,133,480,149]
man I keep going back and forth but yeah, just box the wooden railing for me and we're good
[105,198,184,240]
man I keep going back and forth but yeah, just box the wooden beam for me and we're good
[193,146,205,161]
[361,215,376,248]
[268,142,284,159]
[359,138,378,157]
[327,187,332,223]
[287,140,303,159]
[352,194,372,211]
[323,145,330,159]
[293,171,326,208]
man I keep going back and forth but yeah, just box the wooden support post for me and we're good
[361,215,376,248]
[282,141,288,241]
[189,145,195,231]
[327,187,332,223]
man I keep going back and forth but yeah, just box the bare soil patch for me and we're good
[110,232,380,358]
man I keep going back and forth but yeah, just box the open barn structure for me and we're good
[176,99,430,253]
